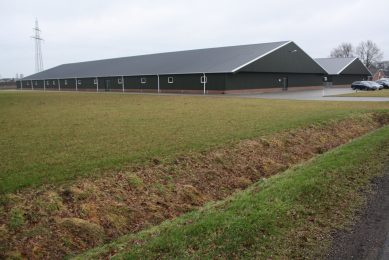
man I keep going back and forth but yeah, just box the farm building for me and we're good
[314,57,371,86]
[18,41,329,94]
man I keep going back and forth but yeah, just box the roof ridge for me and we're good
[64,41,291,66]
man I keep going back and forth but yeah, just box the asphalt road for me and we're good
[238,88,389,102]
[3,88,389,102]
[326,170,389,260]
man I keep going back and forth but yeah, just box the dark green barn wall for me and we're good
[98,77,124,91]
[341,59,371,75]
[32,80,44,89]
[240,42,325,74]
[20,80,33,89]
[124,76,158,92]
[16,81,24,89]
[332,75,368,85]
[60,79,77,90]
[159,74,225,93]
[225,72,323,90]
[44,79,60,90]
[76,78,96,91]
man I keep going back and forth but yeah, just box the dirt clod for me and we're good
[178,185,207,206]
[57,218,105,245]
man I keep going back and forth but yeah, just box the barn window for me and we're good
[64,80,68,86]
[94,79,98,84]
[200,75,207,83]
[53,80,56,86]
[168,77,174,84]
[141,78,147,84]
[78,80,82,85]
[118,78,123,84]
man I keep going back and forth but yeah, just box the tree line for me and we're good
[330,40,384,68]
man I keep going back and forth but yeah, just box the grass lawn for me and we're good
[76,125,389,259]
[1,91,389,193]
[335,89,389,97]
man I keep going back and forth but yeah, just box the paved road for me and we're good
[3,88,389,102]
[326,171,389,260]
[238,88,389,102]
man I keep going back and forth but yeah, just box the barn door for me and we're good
[282,77,288,91]
[105,79,111,92]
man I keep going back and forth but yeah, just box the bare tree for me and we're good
[330,43,354,58]
[356,40,383,67]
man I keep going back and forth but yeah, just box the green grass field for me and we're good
[1,91,389,194]
[335,89,389,97]
[77,125,389,259]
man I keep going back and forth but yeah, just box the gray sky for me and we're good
[1,0,388,78]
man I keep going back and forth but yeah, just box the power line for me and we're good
[31,18,44,73]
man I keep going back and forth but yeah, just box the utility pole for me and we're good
[31,18,44,73]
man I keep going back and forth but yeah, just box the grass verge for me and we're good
[333,89,389,97]
[76,125,389,259]
[1,91,389,193]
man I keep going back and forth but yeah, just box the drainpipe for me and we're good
[96,77,99,92]
[58,79,61,91]
[75,78,78,91]
[31,80,33,90]
[122,76,125,93]
[203,73,206,95]
[157,74,160,93]
[43,80,45,91]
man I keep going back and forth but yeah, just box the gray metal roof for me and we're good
[23,41,294,80]
[314,57,363,75]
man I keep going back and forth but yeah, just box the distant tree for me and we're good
[377,60,389,70]
[330,43,355,58]
[356,40,383,67]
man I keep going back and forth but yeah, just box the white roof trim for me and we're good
[336,57,357,74]
[231,41,292,73]
[299,50,328,74]
[360,59,372,76]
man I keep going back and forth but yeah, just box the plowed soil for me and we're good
[0,113,388,259]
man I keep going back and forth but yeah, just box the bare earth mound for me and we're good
[0,113,388,258]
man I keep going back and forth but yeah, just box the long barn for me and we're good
[16,41,366,94]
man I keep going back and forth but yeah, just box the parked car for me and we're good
[376,78,389,89]
[351,81,379,91]
[367,81,383,90]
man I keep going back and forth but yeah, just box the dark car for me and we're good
[351,81,379,91]
[376,78,389,89]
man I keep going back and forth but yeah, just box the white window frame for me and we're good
[53,80,56,86]
[94,78,98,85]
[77,80,81,85]
[64,80,68,86]
[200,75,207,84]
[118,77,122,84]
[168,77,174,84]
[141,77,147,84]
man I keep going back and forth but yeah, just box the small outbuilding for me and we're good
[314,57,371,86]
[18,41,328,94]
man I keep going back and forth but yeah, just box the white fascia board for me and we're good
[336,58,357,75]
[231,41,292,73]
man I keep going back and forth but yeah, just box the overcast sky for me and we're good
[1,0,388,78]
